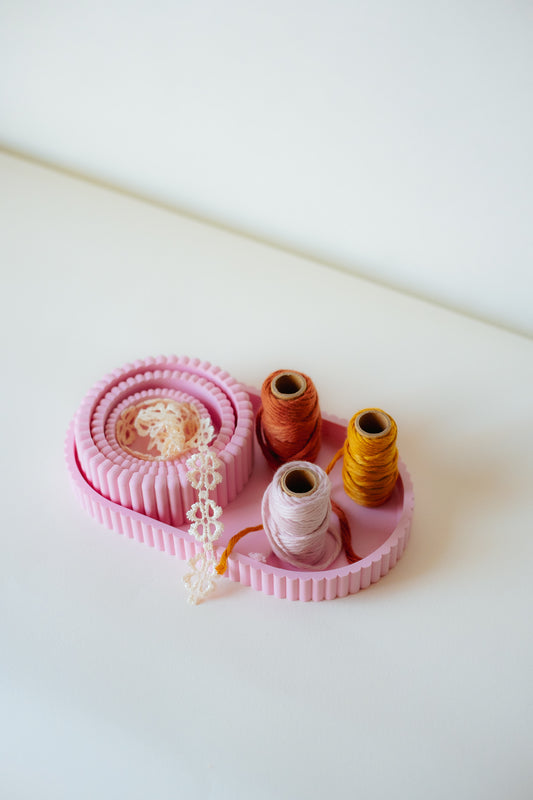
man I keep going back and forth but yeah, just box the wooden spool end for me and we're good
[271,371,307,400]
[355,409,391,439]
[280,466,318,497]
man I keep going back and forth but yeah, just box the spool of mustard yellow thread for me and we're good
[341,408,399,507]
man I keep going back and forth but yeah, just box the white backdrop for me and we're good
[1,0,532,336]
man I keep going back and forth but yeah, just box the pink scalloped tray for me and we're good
[66,387,414,601]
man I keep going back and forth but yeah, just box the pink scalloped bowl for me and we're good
[66,379,414,601]
[72,356,254,527]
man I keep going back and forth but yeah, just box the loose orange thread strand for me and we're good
[325,447,344,475]
[324,447,360,560]
[330,497,360,563]
[215,525,263,575]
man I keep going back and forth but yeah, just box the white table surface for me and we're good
[1,150,532,800]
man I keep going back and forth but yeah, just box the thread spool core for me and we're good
[355,410,391,438]
[271,371,307,400]
[280,466,318,497]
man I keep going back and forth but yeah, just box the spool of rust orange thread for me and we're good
[255,370,322,469]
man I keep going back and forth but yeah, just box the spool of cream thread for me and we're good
[262,462,342,570]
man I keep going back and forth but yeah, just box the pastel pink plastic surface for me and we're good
[66,362,414,601]
[73,356,254,526]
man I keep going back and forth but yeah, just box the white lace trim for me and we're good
[183,418,223,604]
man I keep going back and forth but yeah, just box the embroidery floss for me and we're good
[216,461,343,574]
[255,370,322,468]
[327,408,398,507]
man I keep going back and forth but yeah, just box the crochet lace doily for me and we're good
[116,398,203,460]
